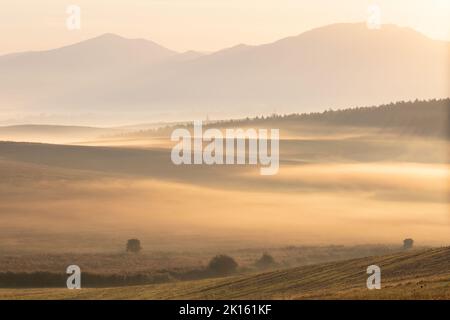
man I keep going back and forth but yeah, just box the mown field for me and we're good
[1,247,448,300]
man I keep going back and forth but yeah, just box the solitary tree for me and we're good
[126,239,142,253]
[403,238,414,250]
[207,255,238,276]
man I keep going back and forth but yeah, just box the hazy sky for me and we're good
[0,0,449,55]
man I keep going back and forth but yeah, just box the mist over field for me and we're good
[0,9,449,299]
[0,100,448,254]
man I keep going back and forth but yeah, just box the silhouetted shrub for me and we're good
[126,239,142,253]
[207,255,238,276]
[255,253,277,269]
[403,238,414,250]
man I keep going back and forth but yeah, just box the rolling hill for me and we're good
[1,247,448,299]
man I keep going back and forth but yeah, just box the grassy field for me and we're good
[1,247,448,300]
[0,101,448,299]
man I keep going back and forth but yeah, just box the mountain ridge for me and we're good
[0,22,448,125]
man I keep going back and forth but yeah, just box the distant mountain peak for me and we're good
[73,33,175,51]
[0,22,448,125]
[290,22,431,41]
[95,32,125,40]
[101,32,121,37]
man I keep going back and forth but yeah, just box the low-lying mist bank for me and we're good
[0,100,448,254]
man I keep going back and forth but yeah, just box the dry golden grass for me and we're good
[1,247,448,300]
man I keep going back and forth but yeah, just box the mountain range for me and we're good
[0,23,448,125]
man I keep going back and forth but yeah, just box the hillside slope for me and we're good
[1,247,448,299]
